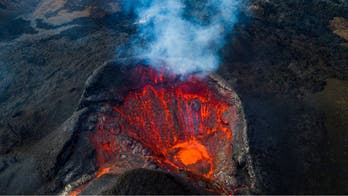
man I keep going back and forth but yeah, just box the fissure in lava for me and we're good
[84,65,241,194]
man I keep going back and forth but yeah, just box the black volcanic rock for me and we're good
[218,0,348,194]
[79,169,212,195]
[100,169,210,195]
[0,18,37,41]
[0,0,347,195]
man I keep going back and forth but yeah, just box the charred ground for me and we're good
[0,0,347,194]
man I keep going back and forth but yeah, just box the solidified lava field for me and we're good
[1,1,347,195]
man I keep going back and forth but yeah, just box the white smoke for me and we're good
[123,0,241,75]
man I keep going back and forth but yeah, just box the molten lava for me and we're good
[174,141,209,166]
[88,65,240,193]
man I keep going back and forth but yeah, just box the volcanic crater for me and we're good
[43,59,254,195]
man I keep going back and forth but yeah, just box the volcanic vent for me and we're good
[56,59,254,195]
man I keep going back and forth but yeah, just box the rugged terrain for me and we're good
[0,0,347,194]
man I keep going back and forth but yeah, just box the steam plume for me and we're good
[122,0,241,75]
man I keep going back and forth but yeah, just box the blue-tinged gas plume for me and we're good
[122,0,241,75]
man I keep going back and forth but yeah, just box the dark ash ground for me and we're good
[0,0,347,194]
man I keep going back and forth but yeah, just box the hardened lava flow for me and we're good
[63,60,253,195]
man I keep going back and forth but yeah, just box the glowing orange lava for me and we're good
[95,167,111,178]
[175,141,208,165]
[87,65,239,194]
